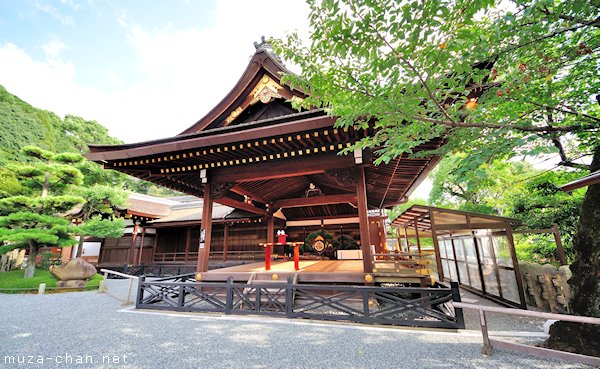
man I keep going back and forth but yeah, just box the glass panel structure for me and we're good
[436,231,522,307]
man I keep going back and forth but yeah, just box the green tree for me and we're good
[59,115,122,153]
[429,155,532,215]
[428,156,584,263]
[0,147,85,278]
[276,0,599,354]
[72,184,127,257]
[508,171,584,262]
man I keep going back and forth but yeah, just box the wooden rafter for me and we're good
[273,194,357,210]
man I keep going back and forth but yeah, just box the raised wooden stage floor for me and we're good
[200,260,430,285]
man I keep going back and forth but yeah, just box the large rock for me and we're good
[50,258,97,281]
[56,280,87,288]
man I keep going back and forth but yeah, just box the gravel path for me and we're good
[0,283,591,369]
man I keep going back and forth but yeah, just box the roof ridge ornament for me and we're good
[253,36,283,64]
[254,35,270,51]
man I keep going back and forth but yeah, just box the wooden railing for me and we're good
[136,276,464,329]
[153,252,199,263]
[154,251,265,262]
[209,251,264,260]
[371,252,434,276]
[454,302,600,367]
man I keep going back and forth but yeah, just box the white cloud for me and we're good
[35,0,76,26]
[60,0,81,11]
[0,0,310,143]
[0,42,100,118]
[42,39,69,61]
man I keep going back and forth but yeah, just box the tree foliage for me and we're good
[275,0,598,170]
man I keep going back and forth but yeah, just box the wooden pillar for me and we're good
[97,239,105,264]
[414,222,422,253]
[356,166,373,273]
[266,216,274,265]
[151,232,158,263]
[471,230,487,294]
[196,183,213,273]
[222,224,229,262]
[506,227,527,308]
[429,210,445,281]
[403,227,410,252]
[267,216,275,244]
[552,223,567,266]
[137,227,146,266]
[449,238,462,284]
[128,223,139,265]
[184,227,191,262]
[378,218,387,253]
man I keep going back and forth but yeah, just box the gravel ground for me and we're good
[458,290,546,333]
[0,281,591,369]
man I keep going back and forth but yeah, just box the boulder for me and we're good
[50,258,97,281]
[56,280,87,288]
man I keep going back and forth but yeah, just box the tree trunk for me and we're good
[24,240,38,279]
[546,145,600,356]
[76,234,85,258]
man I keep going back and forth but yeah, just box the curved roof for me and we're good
[179,45,307,134]
[85,43,445,217]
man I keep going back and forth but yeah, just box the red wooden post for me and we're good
[264,243,272,271]
[293,243,300,271]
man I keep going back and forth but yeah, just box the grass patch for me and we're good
[0,269,103,293]
[86,274,103,290]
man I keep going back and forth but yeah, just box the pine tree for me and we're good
[0,146,84,278]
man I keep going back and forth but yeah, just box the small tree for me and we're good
[0,146,85,278]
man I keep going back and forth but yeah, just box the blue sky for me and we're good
[0,0,309,142]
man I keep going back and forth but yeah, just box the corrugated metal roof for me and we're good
[391,205,521,233]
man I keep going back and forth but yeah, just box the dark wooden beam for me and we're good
[436,222,510,231]
[184,227,191,261]
[197,183,213,273]
[429,209,445,281]
[210,152,355,183]
[285,214,359,222]
[267,216,275,244]
[273,194,357,210]
[216,197,269,216]
[230,185,268,204]
[222,224,229,262]
[356,166,373,274]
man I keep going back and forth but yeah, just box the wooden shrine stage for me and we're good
[200,260,431,285]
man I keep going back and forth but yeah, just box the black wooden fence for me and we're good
[100,265,196,278]
[136,275,465,329]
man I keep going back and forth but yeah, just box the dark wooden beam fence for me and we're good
[100,265,197,278]
[135,276,464,329]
